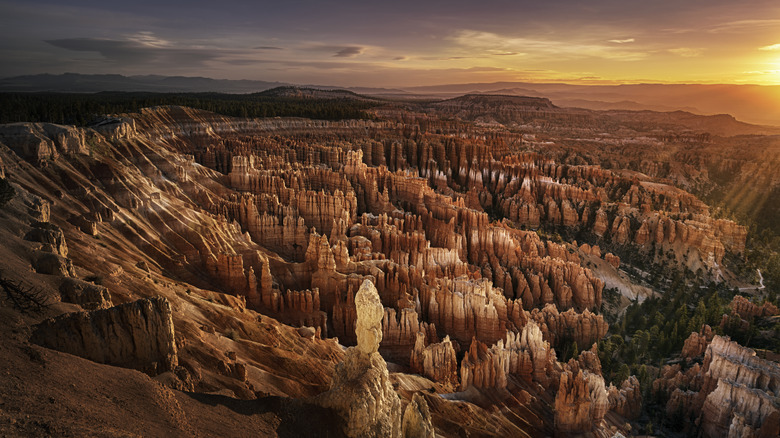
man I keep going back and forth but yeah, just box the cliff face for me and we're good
[0,123,89,163]
[31,297,178,375]
[655,334,780,438]
[700,379,779,438]
[698,336,780,437]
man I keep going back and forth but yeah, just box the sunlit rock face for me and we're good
[314,279,420,438]
[698,336,780,438]
[655,334,780,438]
[554,368,608,433]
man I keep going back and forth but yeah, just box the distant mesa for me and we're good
[438,93,557,109]
[258,86,377,101]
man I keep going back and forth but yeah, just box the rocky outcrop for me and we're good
[59,277,113,310]
[608,376,642,420]
[728,295,779,320]
[0,122,92,165]
[554,369,609,434]
[459,321,556,391]
[24,222,68,257]
[701,336,780,396]
[31,297,178,375]
[528,304,608,348]
[382,307,437,352]
[0,123,67,163]
[420,277,505,347]
[593,209,609,237]
[714,219,748,254]
[31,251,75,276]
[656,335,780,438]
[700,379,779,438]
[682,329,711,361]
[262,287,328,336]
[24,220,77,276]
[409,333,458,387]
[681,324,714,359]
[314,280,428,438]
[577,344,602,375]
[604,252,620,269]
[402,393,435,438]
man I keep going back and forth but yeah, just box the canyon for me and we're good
[0,92,776,437]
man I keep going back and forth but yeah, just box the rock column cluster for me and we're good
[315,280,434,438]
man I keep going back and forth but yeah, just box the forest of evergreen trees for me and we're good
[0,91,380,126]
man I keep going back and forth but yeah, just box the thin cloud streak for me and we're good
[668,47,705,57]
[45,37,226,66]
[452,30,649,61]
[334,46,364,57]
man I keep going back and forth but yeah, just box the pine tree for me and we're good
[569,341,579,361]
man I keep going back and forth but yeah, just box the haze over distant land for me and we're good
[4,73,780,126]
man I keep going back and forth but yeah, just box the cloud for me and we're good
[707,19,780,34]
[304,44,366,58]
[759,43,780,51]
[45,36,224,66]
[461,66,507,72]
[668,47,704,57]
[334,46,364,57]
[452,30,648,61]
[420,56,470,61]
[254,46,284,50]
[743,69,780,75]
[608,38,635,44]
[222,58,275,65]
[126,31,171,48]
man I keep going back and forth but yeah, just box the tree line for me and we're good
[0,91,380,126]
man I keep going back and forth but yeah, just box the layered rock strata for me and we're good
[31,297,178,375]
[655,335,780,438]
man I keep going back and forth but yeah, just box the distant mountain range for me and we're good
[2,73,780,126]
[0,73,406,96]
[404,82,780,127]
[0,73,287,94]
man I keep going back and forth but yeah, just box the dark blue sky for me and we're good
[2,0,780,86]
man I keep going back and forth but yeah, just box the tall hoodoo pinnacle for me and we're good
[355,279,384,355]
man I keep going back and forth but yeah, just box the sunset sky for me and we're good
[2,0,780,87]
